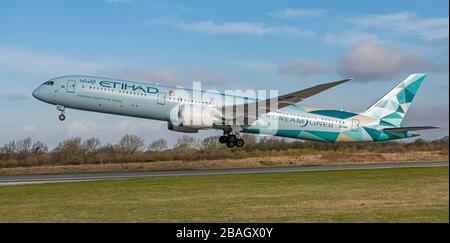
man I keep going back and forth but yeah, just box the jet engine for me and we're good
[170,104,220,130]
[167,122,199,133]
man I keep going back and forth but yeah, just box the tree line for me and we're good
[0,134,448,168]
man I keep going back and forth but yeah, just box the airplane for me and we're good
[32,73,438,148]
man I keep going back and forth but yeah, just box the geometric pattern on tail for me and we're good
[362,74,426,128]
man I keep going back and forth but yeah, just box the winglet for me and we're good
[319,78,352,88]
[311,78,353,94]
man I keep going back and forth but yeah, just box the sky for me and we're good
[0,0,448,148]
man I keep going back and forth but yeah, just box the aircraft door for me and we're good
[351,119,360,131]
[157,92,166,105]
[66,80,76,93]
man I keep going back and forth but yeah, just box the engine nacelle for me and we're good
[167,122,199,133]
[170,104,220,129]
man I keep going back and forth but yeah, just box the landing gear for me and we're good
[56,105,66,122]
[226,140,235,148]
[219,136,228,144]
[227,134,237,143]
[235,139,245,147]
[220,133,245,148]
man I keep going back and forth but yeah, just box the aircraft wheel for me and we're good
[59,114,66,121]
[219,136,228,144]
[227,134,237,143]
[235,139,245,147]
[226,141,235,148]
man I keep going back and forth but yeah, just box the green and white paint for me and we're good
[33,73,434,145]
[244,74,426,142]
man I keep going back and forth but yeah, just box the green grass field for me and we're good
[0,167,448,222]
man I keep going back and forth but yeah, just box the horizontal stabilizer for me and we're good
[382,126,439,133]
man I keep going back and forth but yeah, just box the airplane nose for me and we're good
[32,88,40,99]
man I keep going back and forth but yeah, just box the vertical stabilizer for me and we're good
[362,73,426,128]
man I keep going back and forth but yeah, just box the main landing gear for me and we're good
[219,133,245,148]
[57,105,66,121]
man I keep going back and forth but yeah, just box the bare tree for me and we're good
[119,134,145,154]
[53,137,86,163]
[83,137,101,153]
[32,141,48,153]
[1,141,17,154]
[0,140,17,160]
[201,136,220,151]
[18,137,33,154]
[16,137,33,160]
[148,138,168,152]
[175,135,198,151]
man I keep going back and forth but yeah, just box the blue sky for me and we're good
[0,0,448,148]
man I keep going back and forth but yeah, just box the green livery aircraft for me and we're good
[32,73,438,148]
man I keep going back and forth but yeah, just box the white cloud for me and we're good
[324,31,380,47]
[268,9,325,19]
[21,125,38,133]
[0,93,30,102]
[0,46,183,84]
[67,119,164,137]
[337,41,442,82]
[186,65,235,88]
[227,59,277,72]
[0,46,105,77]
[116,120,162,133]
[67,120,98,135]
[278,41,443,82]
[150,17,316,37]
[278,59,333,78]
[0,45,237,90]
[351,12,449,42]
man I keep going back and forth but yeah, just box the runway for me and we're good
[0,161,448,186]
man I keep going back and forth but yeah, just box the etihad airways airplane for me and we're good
[32,73,437,148]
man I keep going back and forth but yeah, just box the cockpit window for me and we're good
[43,81,54,86]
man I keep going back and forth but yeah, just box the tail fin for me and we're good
[362,73,426,128]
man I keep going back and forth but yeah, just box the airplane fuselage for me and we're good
[32,75,418,145]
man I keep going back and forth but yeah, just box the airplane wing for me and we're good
[382,126,439,133]
[275,78,352,109]
[219,78,352,124]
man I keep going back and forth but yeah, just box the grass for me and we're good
[0,166,448,222]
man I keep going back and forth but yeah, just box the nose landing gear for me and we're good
[57,105,66,121]
[219,133,245,148]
